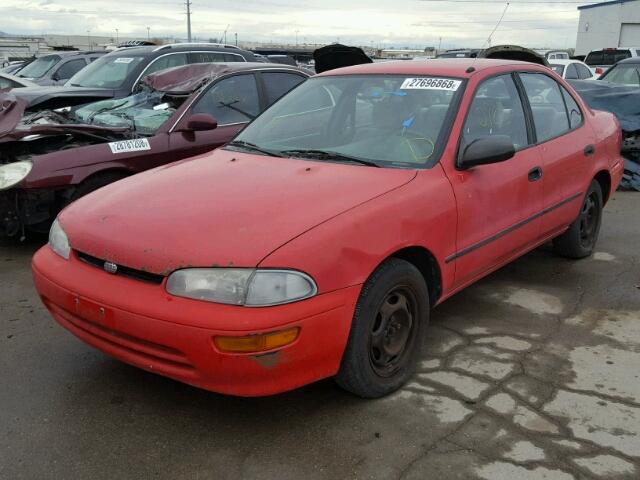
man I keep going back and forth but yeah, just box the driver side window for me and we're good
[192,74,260,125]
[462,75,529,151]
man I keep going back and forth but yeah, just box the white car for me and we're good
[549,59,597,80]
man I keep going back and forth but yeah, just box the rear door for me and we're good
[168,73,261,157]
[445,73,544,286]
[518,72,593,237]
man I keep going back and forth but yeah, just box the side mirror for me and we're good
[182,113,218,132]
[458,135,515,170]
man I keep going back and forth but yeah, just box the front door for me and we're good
[443,73,545,288]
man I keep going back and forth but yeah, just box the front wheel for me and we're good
[553,180,603,259]
[335,258,430,398]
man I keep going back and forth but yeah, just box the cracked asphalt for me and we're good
[1,192,639,480]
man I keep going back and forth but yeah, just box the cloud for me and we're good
[0,0,580,48]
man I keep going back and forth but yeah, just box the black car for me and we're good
[12,43,259,111]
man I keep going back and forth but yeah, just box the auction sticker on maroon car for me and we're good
[400,78,461,91]
[108,138,151,154]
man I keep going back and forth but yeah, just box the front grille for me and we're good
[77,251,165,285]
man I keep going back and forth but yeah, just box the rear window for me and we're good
[585,49,632,66]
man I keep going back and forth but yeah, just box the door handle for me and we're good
[528,167,543,182]
[584,144,595,156]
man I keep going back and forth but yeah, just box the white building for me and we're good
[575,0,640,56]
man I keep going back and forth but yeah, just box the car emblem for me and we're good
[104,261,118,274]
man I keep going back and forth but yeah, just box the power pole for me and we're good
[185,0,192,42]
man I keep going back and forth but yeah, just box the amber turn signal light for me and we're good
[214,327,300,353]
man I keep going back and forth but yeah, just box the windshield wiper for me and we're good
[280,149,380,167]
[225,140,283,157]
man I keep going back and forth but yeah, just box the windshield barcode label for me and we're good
[401,78,461,91]
[108,138,151,154]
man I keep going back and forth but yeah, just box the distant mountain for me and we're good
[0,32,7,37]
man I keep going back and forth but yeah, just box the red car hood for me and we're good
[61,149,416,275]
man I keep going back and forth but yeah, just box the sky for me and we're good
[0,0,592,49]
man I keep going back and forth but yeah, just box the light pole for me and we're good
[235,32,238,46]
[147,26,150,41]
[295,29,299,47]
[86,30,91,49]
[115,28,119,45]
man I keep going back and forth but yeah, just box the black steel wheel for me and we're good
[335,258,430,398]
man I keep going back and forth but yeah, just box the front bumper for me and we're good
[32,246,361,396]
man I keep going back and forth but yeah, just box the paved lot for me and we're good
[1,192,639,480]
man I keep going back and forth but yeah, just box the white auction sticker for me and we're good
[114,57,134,64]
[108,138,151,154]
[401,78,461,91]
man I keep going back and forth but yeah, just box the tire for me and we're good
[69,172,128,203]
[553,180,603,259]
[335,258,430,398]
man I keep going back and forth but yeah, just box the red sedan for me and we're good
[32,59,624,398]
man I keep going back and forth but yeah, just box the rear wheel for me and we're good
[335,258,429,398]
[553,180,603,259]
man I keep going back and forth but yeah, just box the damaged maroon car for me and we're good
[0,63,310,237]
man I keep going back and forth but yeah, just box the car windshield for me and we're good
[231,75,462,168]
[602,63,640,86]
[550,64,564,75]
[17,55,61,78]
[72,90,180,135]
[66,54,146,88]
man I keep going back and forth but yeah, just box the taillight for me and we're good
[595,67,604,75]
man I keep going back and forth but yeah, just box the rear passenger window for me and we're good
[262,72,306,104]
[560,87,583,129]
[462,74,529,150]
[520,73,570,143]
[564,63,579,79]
[576,64,593,79]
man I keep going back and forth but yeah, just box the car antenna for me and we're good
[468,1,510,74]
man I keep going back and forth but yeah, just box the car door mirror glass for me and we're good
[459,135,515,169]
[183,113,218,131]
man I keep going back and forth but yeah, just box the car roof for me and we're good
[315,58,544,78]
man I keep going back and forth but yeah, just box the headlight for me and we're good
[49,219,70,260]
[166,268,317,307]
[0,161,32,191]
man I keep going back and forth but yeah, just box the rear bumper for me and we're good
[32,246,361,396]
